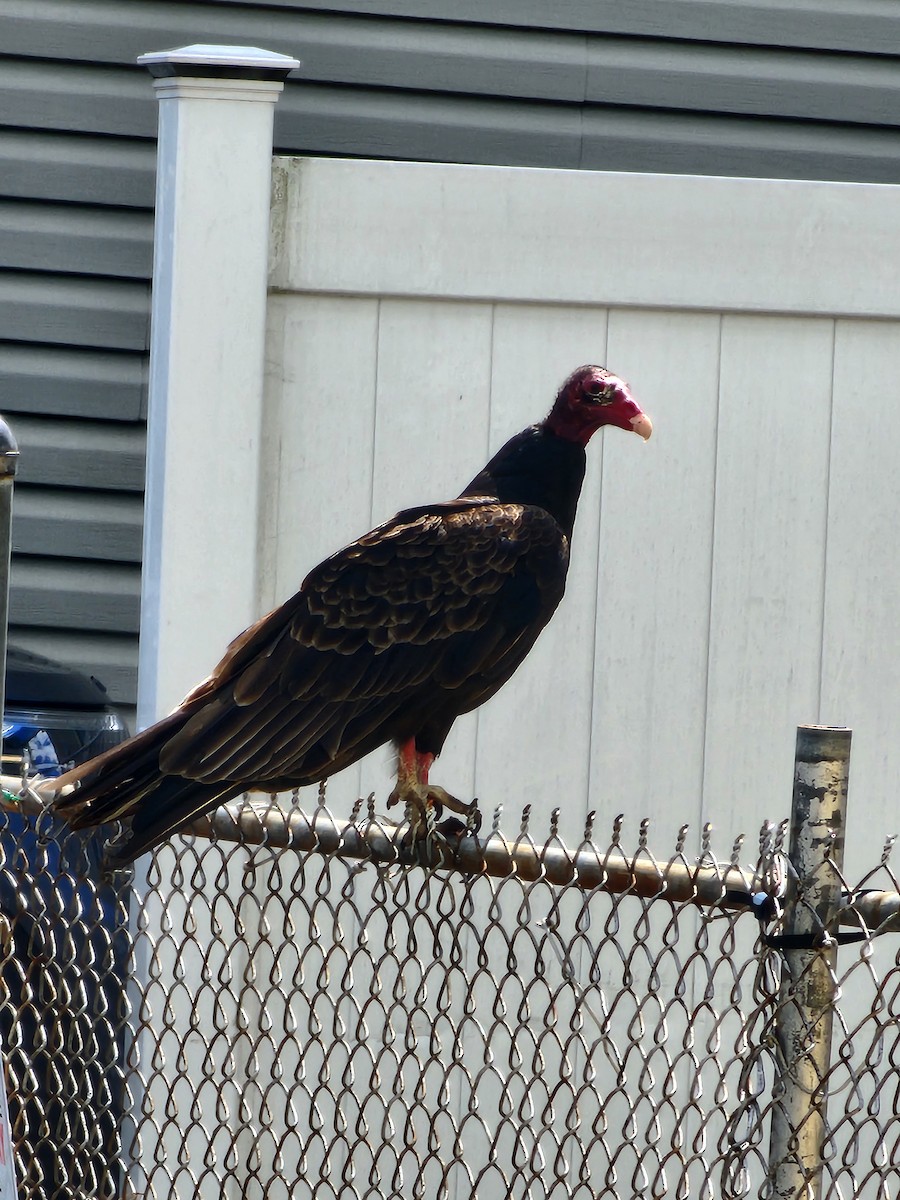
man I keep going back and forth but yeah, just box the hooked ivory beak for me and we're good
[630,413,653,441]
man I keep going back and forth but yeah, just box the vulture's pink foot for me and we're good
[388,739,479,840]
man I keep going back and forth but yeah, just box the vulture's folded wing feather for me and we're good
[56,499,568,831]
[157,500,567,784]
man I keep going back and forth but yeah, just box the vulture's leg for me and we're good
[387,738,478,837]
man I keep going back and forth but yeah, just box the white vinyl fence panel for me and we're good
[262,157,900,881]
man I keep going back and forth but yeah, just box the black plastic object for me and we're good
[5,645,113,709]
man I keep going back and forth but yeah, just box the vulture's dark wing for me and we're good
[146,497,569,789]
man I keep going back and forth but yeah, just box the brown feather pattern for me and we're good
[52,499,568,854]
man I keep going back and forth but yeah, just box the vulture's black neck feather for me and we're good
[461,424,587,538]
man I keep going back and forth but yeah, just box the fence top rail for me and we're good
[6,777,899,935]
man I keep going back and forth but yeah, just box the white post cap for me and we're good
[138,44,300,79]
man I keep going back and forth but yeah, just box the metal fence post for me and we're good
[768,724,851,1200]
[0,414,18,1198]
[0,416,19,738]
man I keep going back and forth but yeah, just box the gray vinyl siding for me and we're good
[3,0,900,723]
[7,2,900,179]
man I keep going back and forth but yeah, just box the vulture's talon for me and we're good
[426,786,472,816]
[387,778,470,853]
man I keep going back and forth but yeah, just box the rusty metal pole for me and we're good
[768,724,851,1200]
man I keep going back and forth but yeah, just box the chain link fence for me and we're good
[0,737,898,1200]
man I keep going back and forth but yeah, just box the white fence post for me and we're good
[136,44,298,729]
[128,46,297,1200]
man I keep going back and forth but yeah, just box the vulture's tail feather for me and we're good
[105,777,240,866]
[50,711,240,864]
[52,710,188,826]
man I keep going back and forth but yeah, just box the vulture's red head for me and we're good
[545,365,652,446]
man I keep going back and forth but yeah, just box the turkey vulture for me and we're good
[51,365,651,862]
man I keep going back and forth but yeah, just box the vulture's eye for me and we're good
[584,383,613,405]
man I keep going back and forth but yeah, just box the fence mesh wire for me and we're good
[0,789,898,1200]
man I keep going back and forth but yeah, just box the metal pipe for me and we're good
[767,725,851,1200]
[189,798,763,905]
[0,418,19,763]
[0,418,19,1200]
